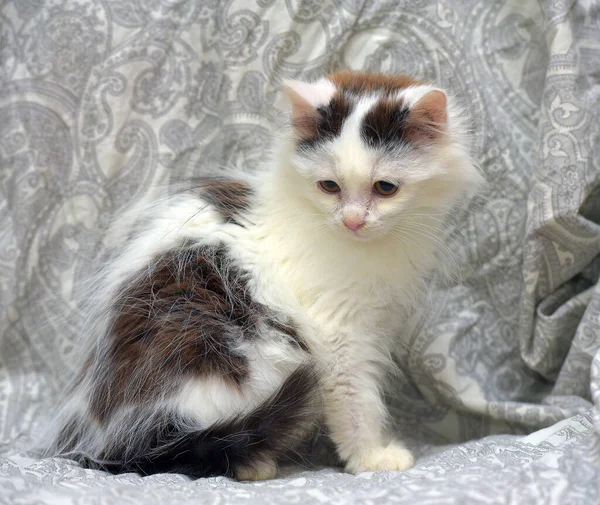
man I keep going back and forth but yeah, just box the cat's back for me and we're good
[47,176,320,481]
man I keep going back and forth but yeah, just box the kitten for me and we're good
[48,71,482,480]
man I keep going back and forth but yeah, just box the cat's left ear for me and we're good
[282,78,336,138]
[406,90,448,144]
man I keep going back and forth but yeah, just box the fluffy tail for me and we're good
[74,364,321,479]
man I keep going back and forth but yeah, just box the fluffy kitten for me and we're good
[48,71,482,480]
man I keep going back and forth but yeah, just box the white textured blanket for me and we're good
[0,0,599,503]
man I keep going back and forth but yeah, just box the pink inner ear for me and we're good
[282,82,320,138]
[406,90,448,143]
[282,78,336,139]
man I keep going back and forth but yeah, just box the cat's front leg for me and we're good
[322,343,414,474]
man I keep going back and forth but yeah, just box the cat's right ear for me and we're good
[282,78,336,138]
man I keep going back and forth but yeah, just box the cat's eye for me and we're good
[373,181,399,197]
[319,180,341,194]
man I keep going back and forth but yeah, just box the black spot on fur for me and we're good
[78,364,321,479]
[190,177,253,225]
[361,100,410,150]
[298,93,353,150]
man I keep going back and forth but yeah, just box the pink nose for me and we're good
[343,217,365,232]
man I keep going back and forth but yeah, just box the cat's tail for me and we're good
[78,363,321,479]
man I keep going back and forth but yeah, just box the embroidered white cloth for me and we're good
[1,0,599,503]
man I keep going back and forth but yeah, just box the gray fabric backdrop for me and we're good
[1,0,599,503]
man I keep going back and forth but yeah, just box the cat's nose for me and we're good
[343,217,365,232]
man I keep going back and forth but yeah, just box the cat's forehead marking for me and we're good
[317,93,353,141]
[298,92,354,149]
[331,95,379,180]
[297,72,436,152]
[360,85,444,150]
[361,97,410,150]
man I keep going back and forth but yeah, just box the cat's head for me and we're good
[282,71,482,241]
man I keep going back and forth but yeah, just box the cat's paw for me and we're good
[235,458,277,481]
[345,443,414,474]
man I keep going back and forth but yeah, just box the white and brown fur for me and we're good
[47,71,482,480]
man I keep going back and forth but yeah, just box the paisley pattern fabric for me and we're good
[1,0,599,503]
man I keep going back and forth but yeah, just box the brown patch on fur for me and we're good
[192,177,252,224]
[88,246,259,421]
[86,245,309,424]
[328,71,420,95]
